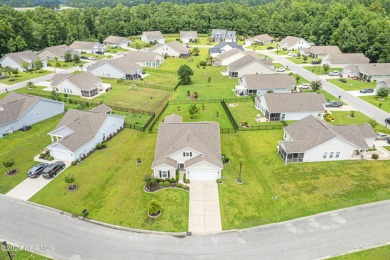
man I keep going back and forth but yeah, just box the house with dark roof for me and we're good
[226,55,274,77]
[0,92,64,135]
[0,50,46,71]
[211,29,236,42]
[255,92,326,121]
[151,114,223,180]
[124,51,164,68]
[50,72,109,98]
[47,105,124,162]
[235,74,295,96]
[357,63,390,82]
[141,31,165,44]
[279,36,310,50]
[103,36,131,48]
[278,115,376,164]
[150,41,190,58]
[87,57,142,80]
[209,42,244,57]
[244,34,274,46]
[180,31,198,44]
[69,41,106,54]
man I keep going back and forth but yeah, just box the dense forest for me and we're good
[0,0,390,62]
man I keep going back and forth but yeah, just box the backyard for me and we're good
[30,130,189,232]
[105,46,129,54]
[0,70,52,85]
[328,78,377,91]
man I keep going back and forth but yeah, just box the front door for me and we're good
[178,163,184,169]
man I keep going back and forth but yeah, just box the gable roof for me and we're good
[215,49,242,60]
[281,36,306,47]
[51,72,101,91]
[142,31,164,41]
[151,41,189,54]
[225,31,236,39]
[88,57,141,74]
[0,92,60,126]
[209,42,244,54]
[124,51,163,63]
[308,46,341,55]
[328,53,369,65]
[358,63,390,76]
[180,31,197,39]
[37,45,70,57]
[69,41,98,50]
[104,36,130,44]
[261,93,326,113]
[152,115,222,169]
[281,115,376,153]
[164,114,182,123]
[90,104,112,114]
[247,34,273,43]
[228,55,272,71]
[5,50,40,66]
[377,79,390,87]
[211,29,227,35]
[242,74,295,90]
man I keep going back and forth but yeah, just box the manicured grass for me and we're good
[111,110,151,125]
[273,62,289,70]
[246,43,277,50]
[329,244,390,259]
[105,46,128,54]
[304,66,343,75]
[360,95,389,113]
[287,56,318,64]
[0,114,63,194]
[81,53,106,60]
[155,103,233,129]
[128,39,150,49]
[303,89,346,104]
[0,242,50,260]
[30,130,189,232]
[0,70,52,85]
[219,131,390,230]
[47,60,85,68]
[328,78,377,91]
[384,146,390,151]
[273,50,298,56]
[289,73,309,84]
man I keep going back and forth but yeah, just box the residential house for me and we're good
[227,55,275,78]
[279,36,310,51]
[255,92,326,121]
[278,115,376,164]
[211,29,236,42]
[376,79,390,90]
[235,74,295,96]
[357,63,390,82]
[300,46,341,58]
[141,31,165,44]
[0,50,46,71]
[87,57,142,80]
[37,45,72,62]
[209,42,244,57]
[180,31,198,44]
[103,36,131,48]
[124,51,164,68]
[150,41,190,58]
[0,92,64,135]
[47,105,124,162]
[322,53,369,67]
[213,49,260,66]
[151,114,223,180]
[50,72,109,98]
[244,34,274,46]
[342,65,361,78]
[69,41,106,54]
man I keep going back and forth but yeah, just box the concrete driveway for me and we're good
[6,161,71,201]
[189,180,222,234]
[347,90,377,97]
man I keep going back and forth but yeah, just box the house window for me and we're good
[335,152,340,158]
[329,152,334,159]
[160,170,169,178]
[323,152,327,159]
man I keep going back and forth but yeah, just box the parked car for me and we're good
[311,60,321,65]
[359,88,374,93]
[387,137,390,144]
[325,101,343,107]
[300,83,311,89]
[385,118,390,124]
[80,56,88,59]
[266,46,274,50]
[329,71,341,76]
[117,52,123,55]
[88,56,97,60]
[27,163,48,178]
[21,125,31,131]
[287,52,297,57]
[95,51,104,54]
[376,133,389,140]
[42,161,65,178]
[275,67,286,72]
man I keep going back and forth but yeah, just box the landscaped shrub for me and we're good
[148,199,162,215]
[216,179,223,184]
[158,182,164,187]
[183,185,189,190]
[169,178,176,183]
[65,174,75,184]
[176,183,183,188]
[71,161,78,166]
[372,153,379,160]
[199,61,207,66]
[163,182,170,187]
[185,179,190,184]
[221,154,230,164]
[48,156,54,161]
[96,143,107,150]
[338,78,347,83]
[3,159,15,168]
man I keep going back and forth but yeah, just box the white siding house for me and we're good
[87,57,142,80]
[141,31,165,44]
[279,36,310,51]
[235,74,295,96]
[0,50,46,71]
[103,36,131,48]
[150,41,190,58]
[227,55,274,78]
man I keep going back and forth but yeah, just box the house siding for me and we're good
[169,149,201,163]
[89,63,126,79]
[38,50,65,61]
[153,165,176,179]
[0,56,25,70]
[152,45,181,58]
[303,138,360,162]
[230,62,275,78]
[53,79,102,97]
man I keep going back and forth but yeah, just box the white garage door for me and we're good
[188,170,219,180]
[50,150,73,162]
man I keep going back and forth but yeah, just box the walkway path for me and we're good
[1,196,390,259]
[258,50,390,126]
[189,180,222,234]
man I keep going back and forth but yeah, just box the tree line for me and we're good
[0,0,389,62]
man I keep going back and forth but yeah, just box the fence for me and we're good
[169,97,253,105]
[117,80,176,92]
[148,101,170,133]
[237,124,284,131]
[220,128,237,134]
[143,68,176,75]
[221,100,238,131]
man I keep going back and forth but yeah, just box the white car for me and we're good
[275,67,286,72]
[87,56,97,60]
[329,71,341,76]
[299,83,311,89]
[287,52,297,57]
[117,52,123,55]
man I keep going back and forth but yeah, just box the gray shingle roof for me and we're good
[262,93,326,113]
[228,55,272,71]
[90,104,112,114]
[51,72,101,91]
[152,115,222,169]
[150,41,190,55]
[281,115,376,153]
[358,63,390,76]
[329,53,369,65]
[209,42,244,54]
[6,50,40,66]
[104,36,130,44]
[38,45,70,57]
[69,41,98,50]
[124,51,163,63]
[180,31,197,39]
[247,34,273,43]
[88,57,141,74]
[142,31,164,41]
[242,74,295,90]
[308,46,341,55]
[281,36,305,47]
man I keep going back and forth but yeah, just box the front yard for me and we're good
[0,241,49,260]
[360,95,389,113]
[328,78,377,91]
[304,66,343,75]
[287,56,318,64]
[30,130,189,232]
[105,46,129,54]
[47,60,85,69]
[0,115,62,194]
[0,70,52,85]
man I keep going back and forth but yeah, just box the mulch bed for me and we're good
[67,184,78,192]
[5,169,18,176]
[148,211,162,218]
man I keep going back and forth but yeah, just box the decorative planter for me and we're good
[223,160,230,165]
[5,169,18,176]
[67,184,78,192]
[235,178,244,185]
[148,211,161,218]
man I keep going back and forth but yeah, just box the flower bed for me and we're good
[5,169,18,176]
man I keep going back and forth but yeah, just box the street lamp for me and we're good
[2,241,13,260]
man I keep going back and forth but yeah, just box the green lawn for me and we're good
[105,46,129,54]
[128,39,151,49]
[303,89,347,104]
[0,70,52,85]
[329,244,390,259]
[30,130,189,232]
[328,78,377,91]
[246,42,277,50]
[0,114,63,194]
[111,110,151,125]
[219,131,390,230]
[360,95,389,113]
[0,242,50,260]
[273,50,299,56]
[81,53,106,60]
[384,146,390,151]
[287,56,318,64]
[47,60,85,69]
[304,66,343,75]
[273,62,289,70]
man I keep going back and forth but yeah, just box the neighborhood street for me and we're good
[259,50,390,127]
[1,196,390,259]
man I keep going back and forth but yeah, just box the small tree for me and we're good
[148,199,162,215]
[3,159,15,168]
[73,54,80,63]
[350,111,355,118]
[65,174,75,184]
[202,103,205,110]
[135,42,141,51]
[310,80,322,91]
[26,81,35,89]
[64,52,72,62]
[51,90,58,100]
[294,74,301,84]
[34,59,43,71]
[369,118,378,129]
[21,61,30,71]
[191,47,200,56]
[177,64,194,85]
[79,64,83,72]
[188,104,200,119]
[177,106,181,111]
[11,68,19,77]
[237,159,244,183]
[302,55,308,63]
[376,85,390,98]
[107,55,113,60]
[208,76,211,82]
[323,64,330,74]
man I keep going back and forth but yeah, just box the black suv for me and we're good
[28,163,48,178]
[385,118,390,124]
[42,161,65,178]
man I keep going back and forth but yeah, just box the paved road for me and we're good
[1,196,390,259]
[259,51,390,126]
